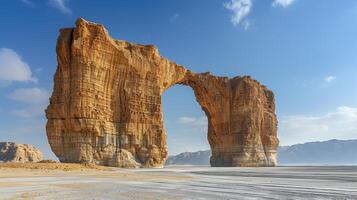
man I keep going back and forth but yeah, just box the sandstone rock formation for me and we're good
[46,18,279,168]
[0,142,43,163]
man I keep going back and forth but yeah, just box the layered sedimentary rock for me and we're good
[46,18,278,168]
[0,142,43,163]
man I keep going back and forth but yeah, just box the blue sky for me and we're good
[1,0,357,157]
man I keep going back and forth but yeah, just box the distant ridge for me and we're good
[165,150,211,166]
[278,139,357,165]
[165,139,357,166]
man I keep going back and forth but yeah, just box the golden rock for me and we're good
[46,19,279,167]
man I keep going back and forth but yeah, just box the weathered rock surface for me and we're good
[46,18,279,168]
[0,142,43,163]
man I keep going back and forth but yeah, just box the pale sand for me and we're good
[1,165,357,199]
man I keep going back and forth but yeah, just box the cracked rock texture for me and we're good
[46,18,279,168]
[0,142,43,163]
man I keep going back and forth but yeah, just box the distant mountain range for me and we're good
[165,150,211,166]
[165,139,357,166]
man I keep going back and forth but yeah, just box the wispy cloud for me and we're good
[223,0,297,28]
[8,88,49,104]
[178,117,197,124]
[170,14,180,22]
[272,0,295,8]
[21,0,34,6]
[178,116,207,128]
[0,48,37,85]
[242,20,251,30]
[279,106,357,145]
[8,88,50,118]
[324,75,336,83]
[166,116,209,154]
[48,0,71,14]
[223,0,252,27]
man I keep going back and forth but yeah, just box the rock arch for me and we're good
[46,18,279,167]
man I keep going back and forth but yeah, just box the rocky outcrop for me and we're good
[46,18,279,168]
[0,142,43,163]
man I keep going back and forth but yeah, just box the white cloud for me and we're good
[48,0,71,14]
[272,0,295,8]
[223,0,252,27]
[178,117,197,124]
[279,106,357,145]
[0,48,37,84]
[178,116,207,127]
[8,88,50,118]
[324,76,336,83]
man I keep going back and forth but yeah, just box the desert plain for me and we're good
[0,164,357,200]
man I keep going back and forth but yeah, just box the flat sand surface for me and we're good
[0,165,357,199]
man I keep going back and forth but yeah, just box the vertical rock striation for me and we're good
[46,18,278,168]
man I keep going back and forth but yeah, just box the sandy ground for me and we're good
[0,162,109,172]
[0,164,356,200]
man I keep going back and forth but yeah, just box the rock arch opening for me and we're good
[161,84,209,158]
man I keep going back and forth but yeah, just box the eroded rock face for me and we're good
[46,18,279,167]
[0,142,43,163]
